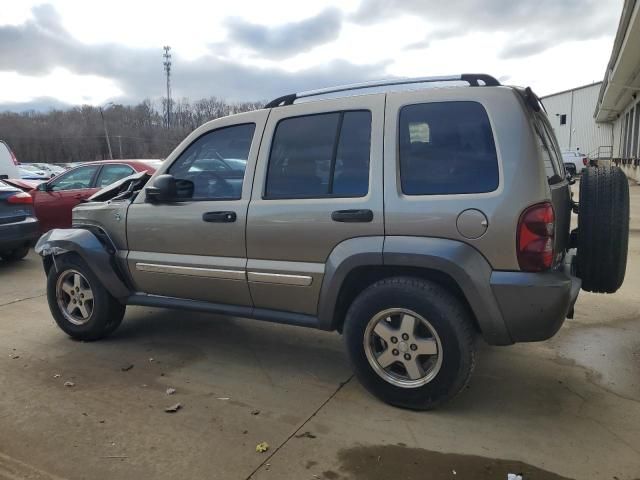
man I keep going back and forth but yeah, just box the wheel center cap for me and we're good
[398,341,409,353]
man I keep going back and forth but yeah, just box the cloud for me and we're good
[224,8,343,58]
[0,5,388,109]
[403,27,460,50]
[500,40,554,59]
[353,0,619,58]
[0,96,72,113]
[404,39,430,50]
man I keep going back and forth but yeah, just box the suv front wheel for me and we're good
[46,254,125,341]
[343,277,476,410]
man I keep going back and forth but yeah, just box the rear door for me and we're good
[126,110,268,305]
[32,165,100,232]
[246,94,384,315]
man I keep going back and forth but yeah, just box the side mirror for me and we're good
[146,174,177,203]
[37,182,51,191]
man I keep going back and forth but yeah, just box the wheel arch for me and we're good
[35,228,131,301]
[318,236,513,345]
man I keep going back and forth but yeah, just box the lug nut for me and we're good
[392,349,399,356]
[404,354,411,361]
[390,336,398,344]
[410,344,417,351]
[402,333,409,341]
[75,287,80,292]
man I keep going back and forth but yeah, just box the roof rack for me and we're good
[265,73,500,108]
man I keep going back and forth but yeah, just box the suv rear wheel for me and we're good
[343,277,476,410]
[46,254,125,341]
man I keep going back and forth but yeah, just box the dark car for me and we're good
[30,160,160,233]
[0,179,39,261]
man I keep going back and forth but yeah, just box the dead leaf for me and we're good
[166,388,176,395]
[164,403,182,413]
[121,364,134,372]
[53,374,61,378]
[251,409,260,415]
[64,381,75,387]
[255,442,269,453]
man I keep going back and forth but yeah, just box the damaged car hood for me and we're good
[88,171,152,202]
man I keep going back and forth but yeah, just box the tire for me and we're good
[1,245,30,261]
[577,166,629,293]
[46,253,125,341]
[343,277,476,410]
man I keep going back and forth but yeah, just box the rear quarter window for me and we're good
[399,101,499,195]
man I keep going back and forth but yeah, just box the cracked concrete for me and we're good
[0,182,639,479]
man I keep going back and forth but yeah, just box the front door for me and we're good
[246,94,385,315]
[126,110,269,306]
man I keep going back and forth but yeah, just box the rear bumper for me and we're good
[490,264,581,343]
[0,217,40,251]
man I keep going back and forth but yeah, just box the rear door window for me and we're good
[398,101,499,195]
[265,111,371,198]
[95,164,135,188]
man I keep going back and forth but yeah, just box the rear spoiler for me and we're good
[515,86,546,114]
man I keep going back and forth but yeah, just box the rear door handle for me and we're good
[203,211,237,223]
[331,209,373,223]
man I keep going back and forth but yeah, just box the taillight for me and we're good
[582,157,588,166]
[7,192,33,204]
[517,202,555,272]
[10,149,18,166]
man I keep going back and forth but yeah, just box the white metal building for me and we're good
[595,0,640,181]
[541,82,613,159]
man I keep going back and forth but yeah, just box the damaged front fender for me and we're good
[35,228,131,301]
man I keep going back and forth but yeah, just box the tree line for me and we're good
[0,97,264,164]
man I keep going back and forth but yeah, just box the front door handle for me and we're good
[331,209,373,223]
[203,211,237,223]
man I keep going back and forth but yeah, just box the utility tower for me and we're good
[163,45,172,129]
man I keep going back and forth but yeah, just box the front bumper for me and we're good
[0,217,40,251]
[490,262,581,343]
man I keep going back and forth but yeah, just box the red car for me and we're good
[31,160,161,232]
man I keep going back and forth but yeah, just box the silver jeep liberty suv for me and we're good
[36,74,629,410]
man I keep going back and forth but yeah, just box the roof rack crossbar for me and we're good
[265,73,500,108]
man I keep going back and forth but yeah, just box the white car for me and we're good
[562,150,588,176]
[0,141,20,179]
[30,163,65,178]
[19,165,49,180]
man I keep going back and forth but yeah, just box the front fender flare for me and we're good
[35,228,131,300]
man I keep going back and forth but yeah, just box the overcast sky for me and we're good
[0,0,623,111]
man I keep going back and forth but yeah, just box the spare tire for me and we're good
[577,166,629,293]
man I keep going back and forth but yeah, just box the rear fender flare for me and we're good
[318,236,512,345]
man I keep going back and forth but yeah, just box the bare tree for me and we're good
[0,97,263,163]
